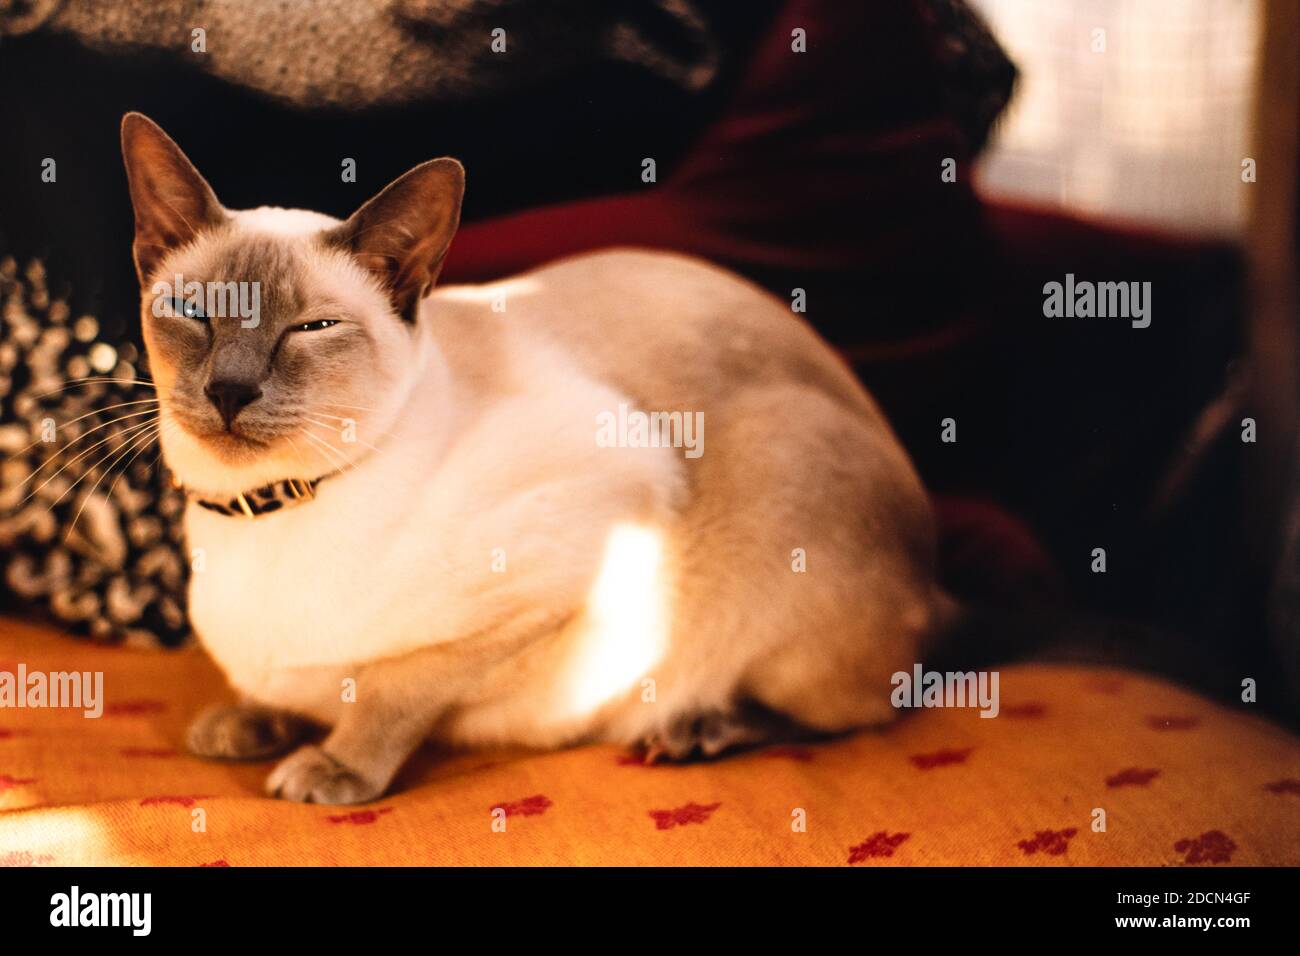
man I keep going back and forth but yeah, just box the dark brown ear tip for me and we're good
[121,112,149,136]
[121,113,139,148]
[423,157,465,185]
[120,112,165,153]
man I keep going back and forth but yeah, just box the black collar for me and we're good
[186,475,328,518]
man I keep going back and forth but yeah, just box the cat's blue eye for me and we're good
[291,319,340,333]
[172,297,207,321]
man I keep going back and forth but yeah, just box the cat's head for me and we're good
[120,112,464,495]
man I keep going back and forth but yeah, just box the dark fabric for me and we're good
[0,0,725,108]
[446,0,999,343]
[1270,439,1300,711]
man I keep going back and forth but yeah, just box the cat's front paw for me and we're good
[187,704,308,760]
[266,745,385,804]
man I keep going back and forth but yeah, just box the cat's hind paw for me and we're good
[639,704,799,763]
[187,704,309,760]
[266,745,384,805]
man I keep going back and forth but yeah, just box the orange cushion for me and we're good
[0,617,1296,866]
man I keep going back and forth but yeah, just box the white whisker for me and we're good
[5,398,161,461]
[27,377,167,400]
[45,417,159,510]
[67,423,163,540]
[297,427,350,478]
[19,412,161,504]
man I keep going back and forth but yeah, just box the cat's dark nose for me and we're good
[204,379,262,428]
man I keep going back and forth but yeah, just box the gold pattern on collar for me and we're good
[183,475,328,519]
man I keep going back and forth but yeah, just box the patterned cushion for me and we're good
[1,616,1295,865]
[0,257,190,647]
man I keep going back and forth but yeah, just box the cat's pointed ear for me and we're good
[121,112,227,285]
[326,158,464,321]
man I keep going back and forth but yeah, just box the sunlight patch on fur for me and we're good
[435,276,541,304]
[561,522,670,719]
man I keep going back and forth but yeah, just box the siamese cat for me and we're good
[120,112,952,804]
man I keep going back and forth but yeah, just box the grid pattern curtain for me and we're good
[971,0,1262,237]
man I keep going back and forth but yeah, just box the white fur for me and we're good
[186,249,686,736]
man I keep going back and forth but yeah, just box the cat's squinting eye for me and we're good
[170,296,207,321]
[290,319,340,333]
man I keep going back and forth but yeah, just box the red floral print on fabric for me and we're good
[1106,767,1160,788]
[616,753,659,766]
[139,795,209,808]
[493,794,552,817]
[847,831,910,863]
[1087,678,1126,695]
[649,801,721,830]
[1002,703,1046,718]
[104,699,166,716]
[326,807,394,825]
[1174,830,1236,864]
[1017,828,1077,856]
[1146,715,1199,731]
[0,774,36,792]
[1263,778,1300,796]
[910,747,972,769]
